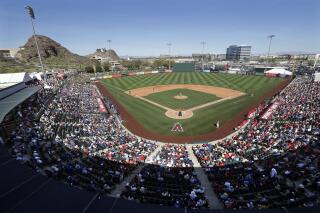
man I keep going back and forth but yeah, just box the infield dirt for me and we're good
[125,84,245,98]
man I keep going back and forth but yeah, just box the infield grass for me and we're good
[145,88,220,110]
[101,72,286,138]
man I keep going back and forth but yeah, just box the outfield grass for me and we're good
[101,72,285,137]
[145,88,220,110]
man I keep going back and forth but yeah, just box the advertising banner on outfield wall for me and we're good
[111,74,122,78]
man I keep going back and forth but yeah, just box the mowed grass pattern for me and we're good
[101,73,285,138]
[145,88,220,110]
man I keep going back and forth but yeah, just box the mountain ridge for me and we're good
[15,35,95,68]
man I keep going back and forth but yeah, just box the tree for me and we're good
[121,60,142,70]
[96,48,101,52]
[102,62,110,72]
[85,65,94,73]
[243,57,250,62]
[152,59,175,69]
[307,60,315,66]
[94,62,103,72]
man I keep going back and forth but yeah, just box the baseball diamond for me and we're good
[2,1,320,212]
[99,72,288,142]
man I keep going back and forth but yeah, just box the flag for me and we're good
[25,6,35,19]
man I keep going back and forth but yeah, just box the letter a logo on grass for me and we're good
[171,122,184,132]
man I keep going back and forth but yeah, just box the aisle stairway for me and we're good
[109,143,163,197]
[186,145,223,209]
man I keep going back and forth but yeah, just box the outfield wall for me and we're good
[173,63,195,72]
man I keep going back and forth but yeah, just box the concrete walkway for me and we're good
[145,143,163,163]
[186,145,223,209]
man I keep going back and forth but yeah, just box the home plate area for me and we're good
[171,122,184,132]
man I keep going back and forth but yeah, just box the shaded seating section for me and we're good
[121,144,209,209]
[10,122,136,193]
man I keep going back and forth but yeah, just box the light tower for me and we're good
[107,40,112,71]
[25,5,46,83]
[267,35,275,58]
[107,40,112,60]
[167,43,172,70]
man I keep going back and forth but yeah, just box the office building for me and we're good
[226,45,251,61]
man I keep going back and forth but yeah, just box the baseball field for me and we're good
[98,72,288,142]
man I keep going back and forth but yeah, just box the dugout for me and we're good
[173,62,195,72]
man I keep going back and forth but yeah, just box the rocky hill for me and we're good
[86,49,120,61]
[15,35,94,69]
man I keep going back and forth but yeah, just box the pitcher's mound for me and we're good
[174,95,188,100]
[165,110,193,119]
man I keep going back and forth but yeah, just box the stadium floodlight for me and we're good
[167,43,172,70]
[267,35,275,58]
[107,40,112,71]
[201,41,206,71]
[25,5,46,83]
[107,40,112,59]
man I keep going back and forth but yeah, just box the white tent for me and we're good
[315,72,320,82]
[265,68,292,76]
[0,72,33,84]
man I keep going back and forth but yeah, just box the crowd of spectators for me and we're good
[121,144,209,209]
[8,76,158,196]
[2,72,320,210]
[193,76,320,209]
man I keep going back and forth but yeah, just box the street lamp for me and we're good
[267,35,275,58]
[201,41,206,71]
[167,43,172,70]
[25,5,46,83]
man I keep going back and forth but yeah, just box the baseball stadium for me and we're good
[2,68,320,213]
[1,1,320,213]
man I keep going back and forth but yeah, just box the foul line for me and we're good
[133,94,244,113]
[135,96,170,111]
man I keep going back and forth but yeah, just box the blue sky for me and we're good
[0,0,319,56]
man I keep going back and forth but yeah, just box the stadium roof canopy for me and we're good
[0,86,41,123]
[265,68,292,76]
[0,72,33,84]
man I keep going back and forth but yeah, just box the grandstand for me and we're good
[0,67,319,213]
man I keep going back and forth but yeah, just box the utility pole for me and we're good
[25,5,46,84]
